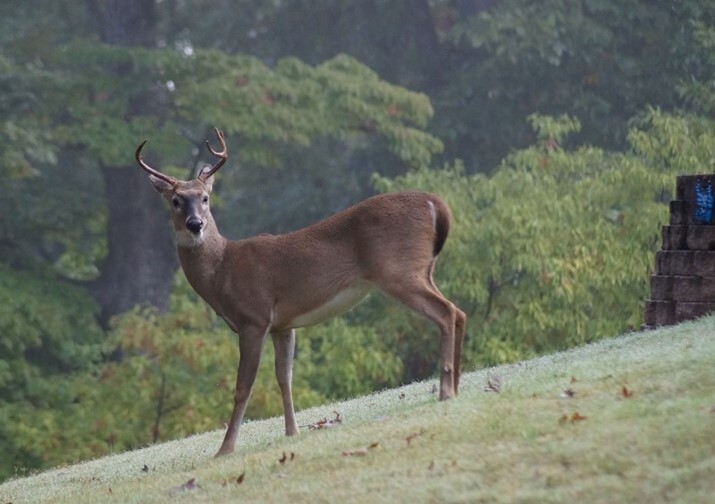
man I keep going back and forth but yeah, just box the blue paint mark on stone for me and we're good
[694,178,713,224]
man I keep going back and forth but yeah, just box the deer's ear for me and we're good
[198,166,214,192]
[203,174,214,193]
[148,174,174,195]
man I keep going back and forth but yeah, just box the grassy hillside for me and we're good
[2,317,715,503]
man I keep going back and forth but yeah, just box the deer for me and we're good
[135,128,466,457]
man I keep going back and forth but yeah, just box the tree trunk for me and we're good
[91,167,177,325]
[86,0,178,325]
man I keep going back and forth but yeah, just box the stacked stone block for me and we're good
[644,174,715,329]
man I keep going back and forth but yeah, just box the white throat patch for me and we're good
[176,229,205,248]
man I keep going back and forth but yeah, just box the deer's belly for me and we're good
[283,281,372,329]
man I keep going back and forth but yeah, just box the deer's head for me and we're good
[136,128,227,247]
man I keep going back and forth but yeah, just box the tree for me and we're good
[432,0,715,171]
[81,1,178,324]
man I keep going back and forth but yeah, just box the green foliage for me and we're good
[51,44,441,170]
[0,265,103,480]
[0,0,85,179]
[0,150,106,280]
[628,109,715,172]
[172,52,441,167]
[299,318,404,399]
[0,266,103,399]
[677,20,715,115]
[0,54,58,179]
[434,0,713,169]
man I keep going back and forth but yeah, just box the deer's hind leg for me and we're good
[426,260,467,395]
[376,273,461,401]
[453,306,466,394]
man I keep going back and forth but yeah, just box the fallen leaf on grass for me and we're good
[178,478,200,491]
[560,388,576,399]
[406,428,427,446]
[306,411,342,431]
[570,376,578,384]
[141,464,149,473]
[484,373,501,393]
[278,452,296,465]
[571,412,587,423]
[559,412,587,424]
[342,442,379,457]
[427,459,458,471]
[621,386,634,398]
[342,448,369,457]
[221,472,245,487]
[398,391,406,399]
[168,477,201,495]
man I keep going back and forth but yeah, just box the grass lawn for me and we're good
[2,316,714,503]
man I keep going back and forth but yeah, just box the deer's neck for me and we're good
[176,225,228,310]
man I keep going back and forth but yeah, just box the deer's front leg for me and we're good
[216,326,267,457]
[272,329,299,436]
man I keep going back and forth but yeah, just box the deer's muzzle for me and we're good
[186,217,204,234]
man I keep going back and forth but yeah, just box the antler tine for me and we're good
[199,128,228,181]
[135,140,178,186]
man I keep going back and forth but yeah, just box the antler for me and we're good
[135,140,178,186]
[199,128,228,181]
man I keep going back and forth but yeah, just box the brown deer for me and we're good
[135,128,466,457]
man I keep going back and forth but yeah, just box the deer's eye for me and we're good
[172,198,181,208]
[202,195,209,204]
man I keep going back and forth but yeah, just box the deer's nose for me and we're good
[186,218,203,234]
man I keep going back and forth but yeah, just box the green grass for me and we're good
[3,317,715,503]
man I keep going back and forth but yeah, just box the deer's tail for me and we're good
[430,196,451,257]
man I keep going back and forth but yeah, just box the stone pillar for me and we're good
[644,174,715,329]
